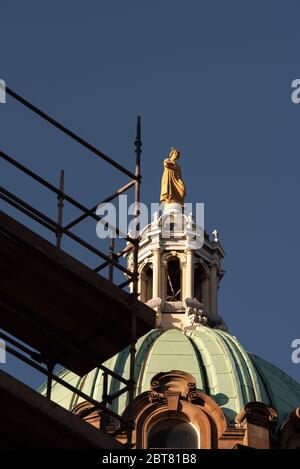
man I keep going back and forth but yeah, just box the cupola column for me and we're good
[152,248,161,299]
[186,249,194,299]
[210,264,218,316]
[201,272,210,313]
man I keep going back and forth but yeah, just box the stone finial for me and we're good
[212,229,219,242]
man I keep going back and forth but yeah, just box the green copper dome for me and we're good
[40,327,300,426]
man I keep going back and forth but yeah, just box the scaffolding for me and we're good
[0,87,151,448]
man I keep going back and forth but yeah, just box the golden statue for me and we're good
[160,147,186,205]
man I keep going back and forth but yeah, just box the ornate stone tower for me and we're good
[126,205,227,332]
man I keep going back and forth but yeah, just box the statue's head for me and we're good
[169,147,180,161]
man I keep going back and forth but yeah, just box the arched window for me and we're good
[166,259,181,301]
[140,265,153,303]
[148,418,199,449]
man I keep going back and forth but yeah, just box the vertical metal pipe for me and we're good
[100,371,108,431]
[127,116,141,448]
[56,170,64,248]
[133,115,141,297]
[108,237,115,282]
[46,362,54,400]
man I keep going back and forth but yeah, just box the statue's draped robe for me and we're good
[160,159,186,204]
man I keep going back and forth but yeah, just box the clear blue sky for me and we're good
[1,1,300,388]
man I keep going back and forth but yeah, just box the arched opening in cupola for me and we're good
[140,265,153,303]
[166,258,181,301]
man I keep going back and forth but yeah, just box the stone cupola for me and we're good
[125,203,227,332]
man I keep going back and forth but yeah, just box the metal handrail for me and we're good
[0,184,135,281]
[0,330,126,426]
[0,149,137,245]
[6,86,138,181]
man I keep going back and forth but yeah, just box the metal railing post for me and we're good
[108,237,115,282]
[127,116,141,448]
[46,361,55,400]
[100,371,109,431]
[56,170,64,248]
